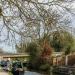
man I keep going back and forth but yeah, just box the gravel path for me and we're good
[0,71,9,75]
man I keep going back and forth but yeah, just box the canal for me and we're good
[24,71,42,75]
[24,71,67,75]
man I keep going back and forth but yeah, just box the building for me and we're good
[0,53,29,62]
[51,52,64,66]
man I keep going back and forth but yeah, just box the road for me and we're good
[0,71,9,75]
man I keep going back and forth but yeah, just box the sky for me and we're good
[0,0,75,53]
[0,43,16,53]
[1,20,75,53]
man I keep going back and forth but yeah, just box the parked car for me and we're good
[1,60,11,71]
[11,61,24,75]
[1,60,7,67]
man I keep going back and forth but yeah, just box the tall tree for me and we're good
[0,0,74,44]
[50,30,74,52]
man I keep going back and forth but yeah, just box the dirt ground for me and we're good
[0,71,9,75]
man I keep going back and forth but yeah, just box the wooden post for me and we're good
[65,55,68,66]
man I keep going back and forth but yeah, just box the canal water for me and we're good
[24,71,65,75]
[24,71,42,75]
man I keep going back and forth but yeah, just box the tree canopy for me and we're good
[50,30,74,53]
[0,0,74,44]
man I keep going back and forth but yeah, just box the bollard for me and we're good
[50,66,53,75]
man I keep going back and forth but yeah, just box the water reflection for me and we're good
[24,71,68,75]
[53,74,69,75]
[55,73,69,75]
[24,71,42,75]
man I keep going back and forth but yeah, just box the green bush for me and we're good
[39,63,50,71]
